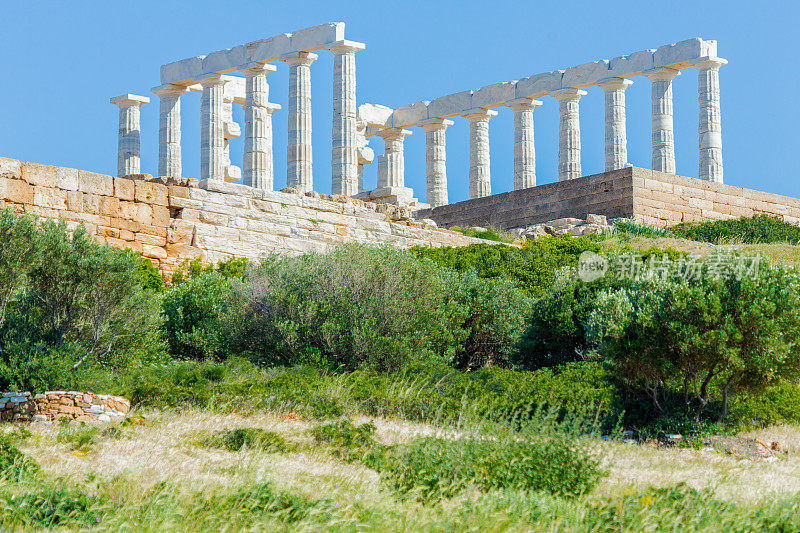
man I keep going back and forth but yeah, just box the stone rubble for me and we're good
[0,391,130,423]
[510,214,618,240]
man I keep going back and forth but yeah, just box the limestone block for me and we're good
[136,233,167,247]
[199,179,263,198]
[151,205,171,227]
[167,220,195,245]
[654,38,707,68]
[472,81,517,108]
[608,50,655,77]
[160,55,204,85]
[0,158,21,179]
[246,34,292,66]
[358,103,394,127]
[166,243,203,260]
[290,22,344,52]
[428,91,474,119]
[83,194,101,215]
[114,178,135,201]
[96,226,120,239]
[21,162,58,187]
[562,60,610,88]
[0,177,34,204]
[262,190,303,207]
[55,167,80,191]
[202,45,247,75]
[79,171,114,196]
[516,71,564,98]
[141,244,168,260]
[134,181,169,206]
[33,188,67,210]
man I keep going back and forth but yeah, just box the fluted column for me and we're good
[693,57,727,183]
[241,63,279,190]
[419,118,453,207]
[506,98,542,190]
[644,68,680,174]
[329,40,365,196]
[552,88,587,181]
[110,94,149,177]
[376,128,412,188]
[199,75,226,182]
[152,85,186,178]
[597,77,633,171]
[281,52,318,192]
[463,108,498,199]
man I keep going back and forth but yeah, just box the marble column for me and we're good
[376,128,412,188]
[152,84,186,178]
[199,75,226,182]
[110,94,149,177]
[644,67,680,174]
[693,57,727,183]
[241,63,279,190]
[329,40,365,196]
[463,108,498,199]
[506,98,542,190]
[597,77,634,171]
[552,88,587,181]
[221,89,241,183]
[280,52,318,191]
[419,118,453,207]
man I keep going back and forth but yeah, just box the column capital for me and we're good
[643,67,681,82]
[110,93,149,108]
[690,56,728,70]
[506,98,543,112]
[151,84,189,98]
[197,74,227,87]
[418,117,455,131]
[462,108,498,122]
[239,62,277,77]
[262,102,282,114]
[376,127,412,141]
[279,51,319,66]
[551,88,588,102]
[597,77,634,91]
[326,40,366,55]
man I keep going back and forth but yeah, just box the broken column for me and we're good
[693,57,726,183]
[506,98,542,190]
[597,77,633,171]
[199,75,226,182]
[241,63,280,190]
[419,118,453,207]
[110,94,149,177]
[152,84,186,178]
[552,88,587,181]
[281,52,318,192]
[329,40,365,196]
[376,128,411,188]
[463,108,497,199]
[644,68,680,174]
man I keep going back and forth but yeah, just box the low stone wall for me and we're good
[0,391,130,423]
[417,167,800,230]
[0,157,490,277]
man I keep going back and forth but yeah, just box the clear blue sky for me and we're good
[0,0,797,204]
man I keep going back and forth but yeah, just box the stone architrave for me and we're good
[328,40,365,196]
[506,98,542,190]
[376,128,412,188]
[597,77,633,171]
[151,84,187,178]
[110,94,149,177]
[281,52,318,192]
[463,108,498,199]
[692,57,726,183]
[552,88,587,181]
[643,67,680,174]
[419,118,454,207]
[198,75,227,182]
[241,62,279,190]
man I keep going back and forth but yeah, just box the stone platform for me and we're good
[415,167,800,230]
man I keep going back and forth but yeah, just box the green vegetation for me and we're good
[613,218,669,238]
[670,214,800,244]
[201,427,289,453]
[449,226,512,242]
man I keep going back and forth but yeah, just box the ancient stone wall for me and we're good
[0,391,130,423]
[418,167,800,230]
[0,157,489,277]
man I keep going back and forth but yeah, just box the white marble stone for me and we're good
[692,57,726,183]
[506,98,542,190]
[552,88,587,181]
[241,62,279,190]
[357,103,393,127]
[516,71,564,99]
[428,91,474,119]
[597,77,633,171]
[199,75,226,182]
[562,60,610,88]
[281,52,318,192]
[393,101,430,128]
[221,87,242,183]
[376,128,411,188]
[643,67,680,174]
[462,108,497,199]
[329,40,365,196]
[152,84,187,177]
[472,81,517,109]
[110,94,149,177]
[419,118,453,207]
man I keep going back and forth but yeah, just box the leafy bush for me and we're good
[0,439,39,481]
[670,214,800,244]
[613,218,668,238]
[311,419,377,461]
[203,428,288,453]
[170,256,249,285]
[220,483,317,523]
[0,487,108,529]
[57,424,101,451]
[449,226,512,242]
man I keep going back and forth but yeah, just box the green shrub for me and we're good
[203,428,288,453]
[310,419,377,461]
[170,256,249,285]
[670,214,800,244]
[221,482,316,523]
[0,487,108,529]
[0,439,39,481]
[449,226,511,242]
[729,380,800,427]
[613,218,668,238]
